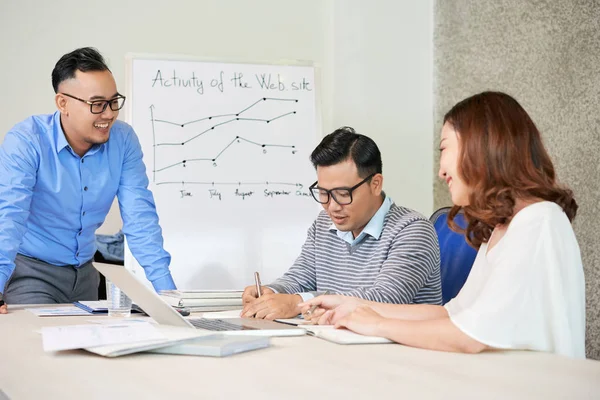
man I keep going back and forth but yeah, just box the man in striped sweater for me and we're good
[241,127,441,320]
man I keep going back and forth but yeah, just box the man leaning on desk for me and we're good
[0,47,176,314]
[242,127,442,320]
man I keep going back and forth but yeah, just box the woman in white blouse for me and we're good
[300,91,586,359]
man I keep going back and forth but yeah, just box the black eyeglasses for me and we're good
[309,173,376,205]
[61,93,126,114]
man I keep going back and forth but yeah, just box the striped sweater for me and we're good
[268,203,442,305]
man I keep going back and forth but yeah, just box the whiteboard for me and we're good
[124,56,320,290]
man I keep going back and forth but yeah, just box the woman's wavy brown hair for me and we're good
[444,91,577,248]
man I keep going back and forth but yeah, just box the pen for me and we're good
[254,271,262,298]
[304,290,330,318]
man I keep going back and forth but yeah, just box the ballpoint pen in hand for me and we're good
[254,271,262,298]
[303,290,330,318]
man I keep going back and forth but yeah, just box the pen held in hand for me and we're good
[254,271,262,298]
[303,290,331,318]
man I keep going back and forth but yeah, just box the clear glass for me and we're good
[106,279,132,317]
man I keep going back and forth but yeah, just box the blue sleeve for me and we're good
[0,130,39,292]
[116,127,176,292]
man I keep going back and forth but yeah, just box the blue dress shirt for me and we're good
[0,111,176,292]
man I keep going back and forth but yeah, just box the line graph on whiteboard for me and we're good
[130,60,319,204]
[151,97,300,188]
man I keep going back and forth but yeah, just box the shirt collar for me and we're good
[329,194,393,246]
[53,111,105,156]
[53,111,70,154]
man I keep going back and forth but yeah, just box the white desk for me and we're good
[1,305,599,399]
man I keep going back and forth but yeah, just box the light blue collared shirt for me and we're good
[329,194,393,246]
[0,111,176,292]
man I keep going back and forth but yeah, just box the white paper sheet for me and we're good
[41,322,165,352]
[83,327,218,357]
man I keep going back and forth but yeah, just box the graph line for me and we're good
[154,136,296,173]
[151,97,298,128]
[155,111,297,147]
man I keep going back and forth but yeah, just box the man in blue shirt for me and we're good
[0,47,176,313]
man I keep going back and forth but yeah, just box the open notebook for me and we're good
[303,325,393,345]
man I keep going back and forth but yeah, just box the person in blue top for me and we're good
[0,47,176,313]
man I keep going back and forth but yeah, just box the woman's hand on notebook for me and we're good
[334,305,386,337]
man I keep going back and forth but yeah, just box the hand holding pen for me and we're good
[302,290,331,320]
[254,271,262,298]
[241,272,274,306]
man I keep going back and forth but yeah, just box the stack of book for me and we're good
[159,290,243,312]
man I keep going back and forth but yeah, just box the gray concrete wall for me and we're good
[434,0,600,359]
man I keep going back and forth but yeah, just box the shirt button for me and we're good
[78,231,82,236]
[82,211,86,216]
[76,252,79,257]
[81,158,85,163]
[84,186,88,191]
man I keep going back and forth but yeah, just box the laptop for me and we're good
[93,262,305,337]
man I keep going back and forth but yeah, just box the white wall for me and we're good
[331,0,434,216]
[0,0,433,233]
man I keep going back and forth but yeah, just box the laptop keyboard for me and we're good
[188,318,252,331]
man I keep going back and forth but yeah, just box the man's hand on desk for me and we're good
[0,293,6,314]
[242,285,275,304]
[241,293,303,320]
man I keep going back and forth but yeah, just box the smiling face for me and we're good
[55,69,120,156]
[315,159,383,238]
[438,122,470,206]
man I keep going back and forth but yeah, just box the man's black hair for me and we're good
[51,47,110,93]
[310,126,382,177]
